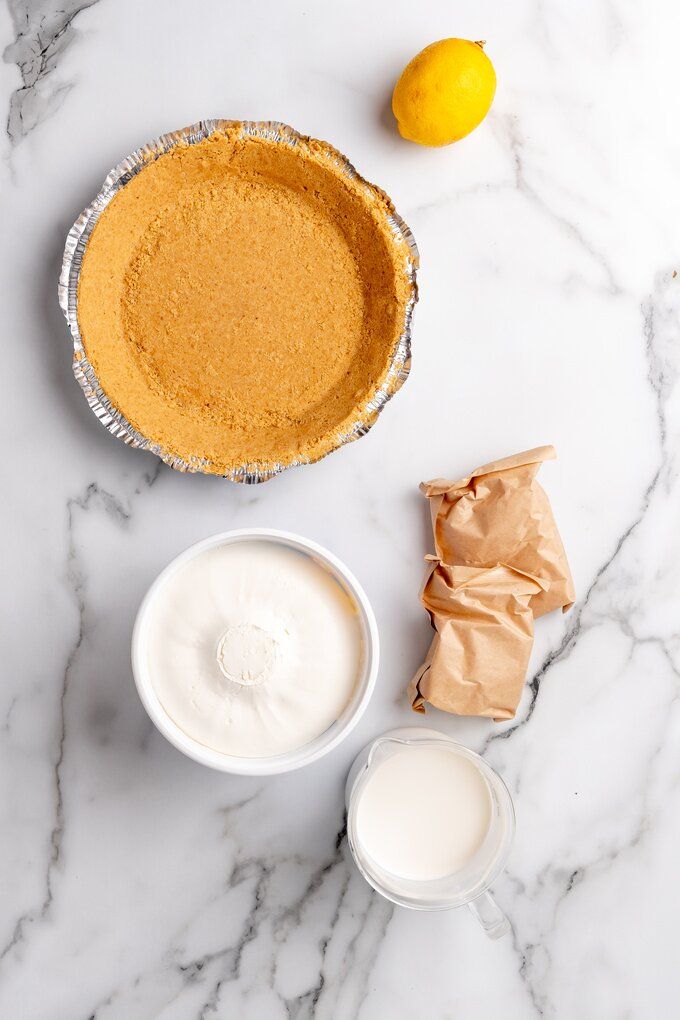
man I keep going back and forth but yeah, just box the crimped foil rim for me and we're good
[59,119,419,484]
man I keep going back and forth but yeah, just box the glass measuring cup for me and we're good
[345,727,515,939]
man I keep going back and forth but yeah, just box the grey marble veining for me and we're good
[4,0,99,144]
[1,0,679,1017]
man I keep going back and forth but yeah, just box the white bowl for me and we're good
[132,528,379,775]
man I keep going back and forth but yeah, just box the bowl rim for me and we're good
[59,119,419,483]
[131,527,380,775]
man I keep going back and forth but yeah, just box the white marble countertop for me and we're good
[2,1,679,1016]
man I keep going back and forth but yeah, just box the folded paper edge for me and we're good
[420,444,556,497]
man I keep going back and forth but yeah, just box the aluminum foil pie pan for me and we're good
[59,119,419,484]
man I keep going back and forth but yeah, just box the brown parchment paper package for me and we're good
[409,446,575,720]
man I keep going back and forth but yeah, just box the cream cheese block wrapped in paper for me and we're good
[410,446,575,720]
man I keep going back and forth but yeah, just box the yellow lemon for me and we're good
[392,38,496,147]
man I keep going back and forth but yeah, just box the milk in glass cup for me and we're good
[345,728,515,938]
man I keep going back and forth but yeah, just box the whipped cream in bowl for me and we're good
[132,529,378,775]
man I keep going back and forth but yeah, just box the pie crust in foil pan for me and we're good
[58,120,419,484]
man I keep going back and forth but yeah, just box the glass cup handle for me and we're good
[467,891,511,940]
